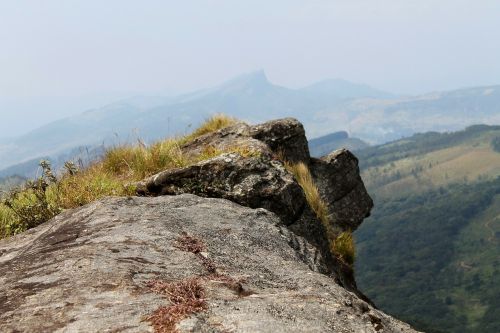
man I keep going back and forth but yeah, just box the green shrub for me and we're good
[2,161,61,232]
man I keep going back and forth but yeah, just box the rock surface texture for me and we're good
[137,153,306,222]
[0,118,415,332]
[0,195,417,333]
[310,149,374,232]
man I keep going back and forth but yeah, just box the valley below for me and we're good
[354,125,500,333]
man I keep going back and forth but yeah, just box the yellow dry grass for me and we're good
[284,161,355,266]
[0,114,238,239]
[184,114,238,142]
[284,162,329,225]
[333,231,355,265]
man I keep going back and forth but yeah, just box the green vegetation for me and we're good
[355,125,500,333]
[308,131,369,157]
[360,125,500,199]
[358,124,500,170]
[0,114,238,239]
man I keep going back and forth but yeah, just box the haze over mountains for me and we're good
[1,70,499,174]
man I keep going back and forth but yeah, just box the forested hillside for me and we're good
[355,125,500,333]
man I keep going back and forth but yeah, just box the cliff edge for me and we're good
[0,118,418,332]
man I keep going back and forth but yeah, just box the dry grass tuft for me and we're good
[284,162,329,225]
[146,278,207,333]
[198,144,261,161]
[332,231,355,266]
[185,114,238,142]
[102,139,188,180]
[284,161,355,266]
[175,232,206,254]
[55,163,135,209]
[0,115,239,239]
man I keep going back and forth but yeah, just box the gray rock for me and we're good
[248,118,310,163]
[138,118,374,293]
[181,122,274,160]
[310,149,374,231]
[181,118,310,163]
[136,153,306,222]
[0,195,419,333]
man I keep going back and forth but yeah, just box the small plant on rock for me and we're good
[284,161,356,267]
[332,231,355,266]
[3,160,61,231]
[0,115,238,239]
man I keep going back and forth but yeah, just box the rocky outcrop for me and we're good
[310,149,374,232]
[0,195,418,332]
[0,118,414,332]
[136,153,306,222]
[140,118,371,230]
[181,118,310,163]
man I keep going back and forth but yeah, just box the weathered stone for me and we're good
[181,118,310,163]
[248,118,310,163]
[138,119,374,293]
[137,153,306,223]
[310,149,374,231]
[181,122,273,160]
[0,195,419,333]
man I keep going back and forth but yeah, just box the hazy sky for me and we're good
[1,0,500,136]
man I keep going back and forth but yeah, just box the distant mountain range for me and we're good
[1,70,499,174]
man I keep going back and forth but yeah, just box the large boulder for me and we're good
[143,118,371,233]
[310,149,374,232]
[0,195,419,333]
[136,153,306,222]
[247,118,310,163]
[0,118,397,332]
[181,118,310,163]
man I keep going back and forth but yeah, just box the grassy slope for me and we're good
[355,125,500,333]
[360,126,500,199]
[0,115,238,238]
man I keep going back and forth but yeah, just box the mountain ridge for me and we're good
[1,71,499,173]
